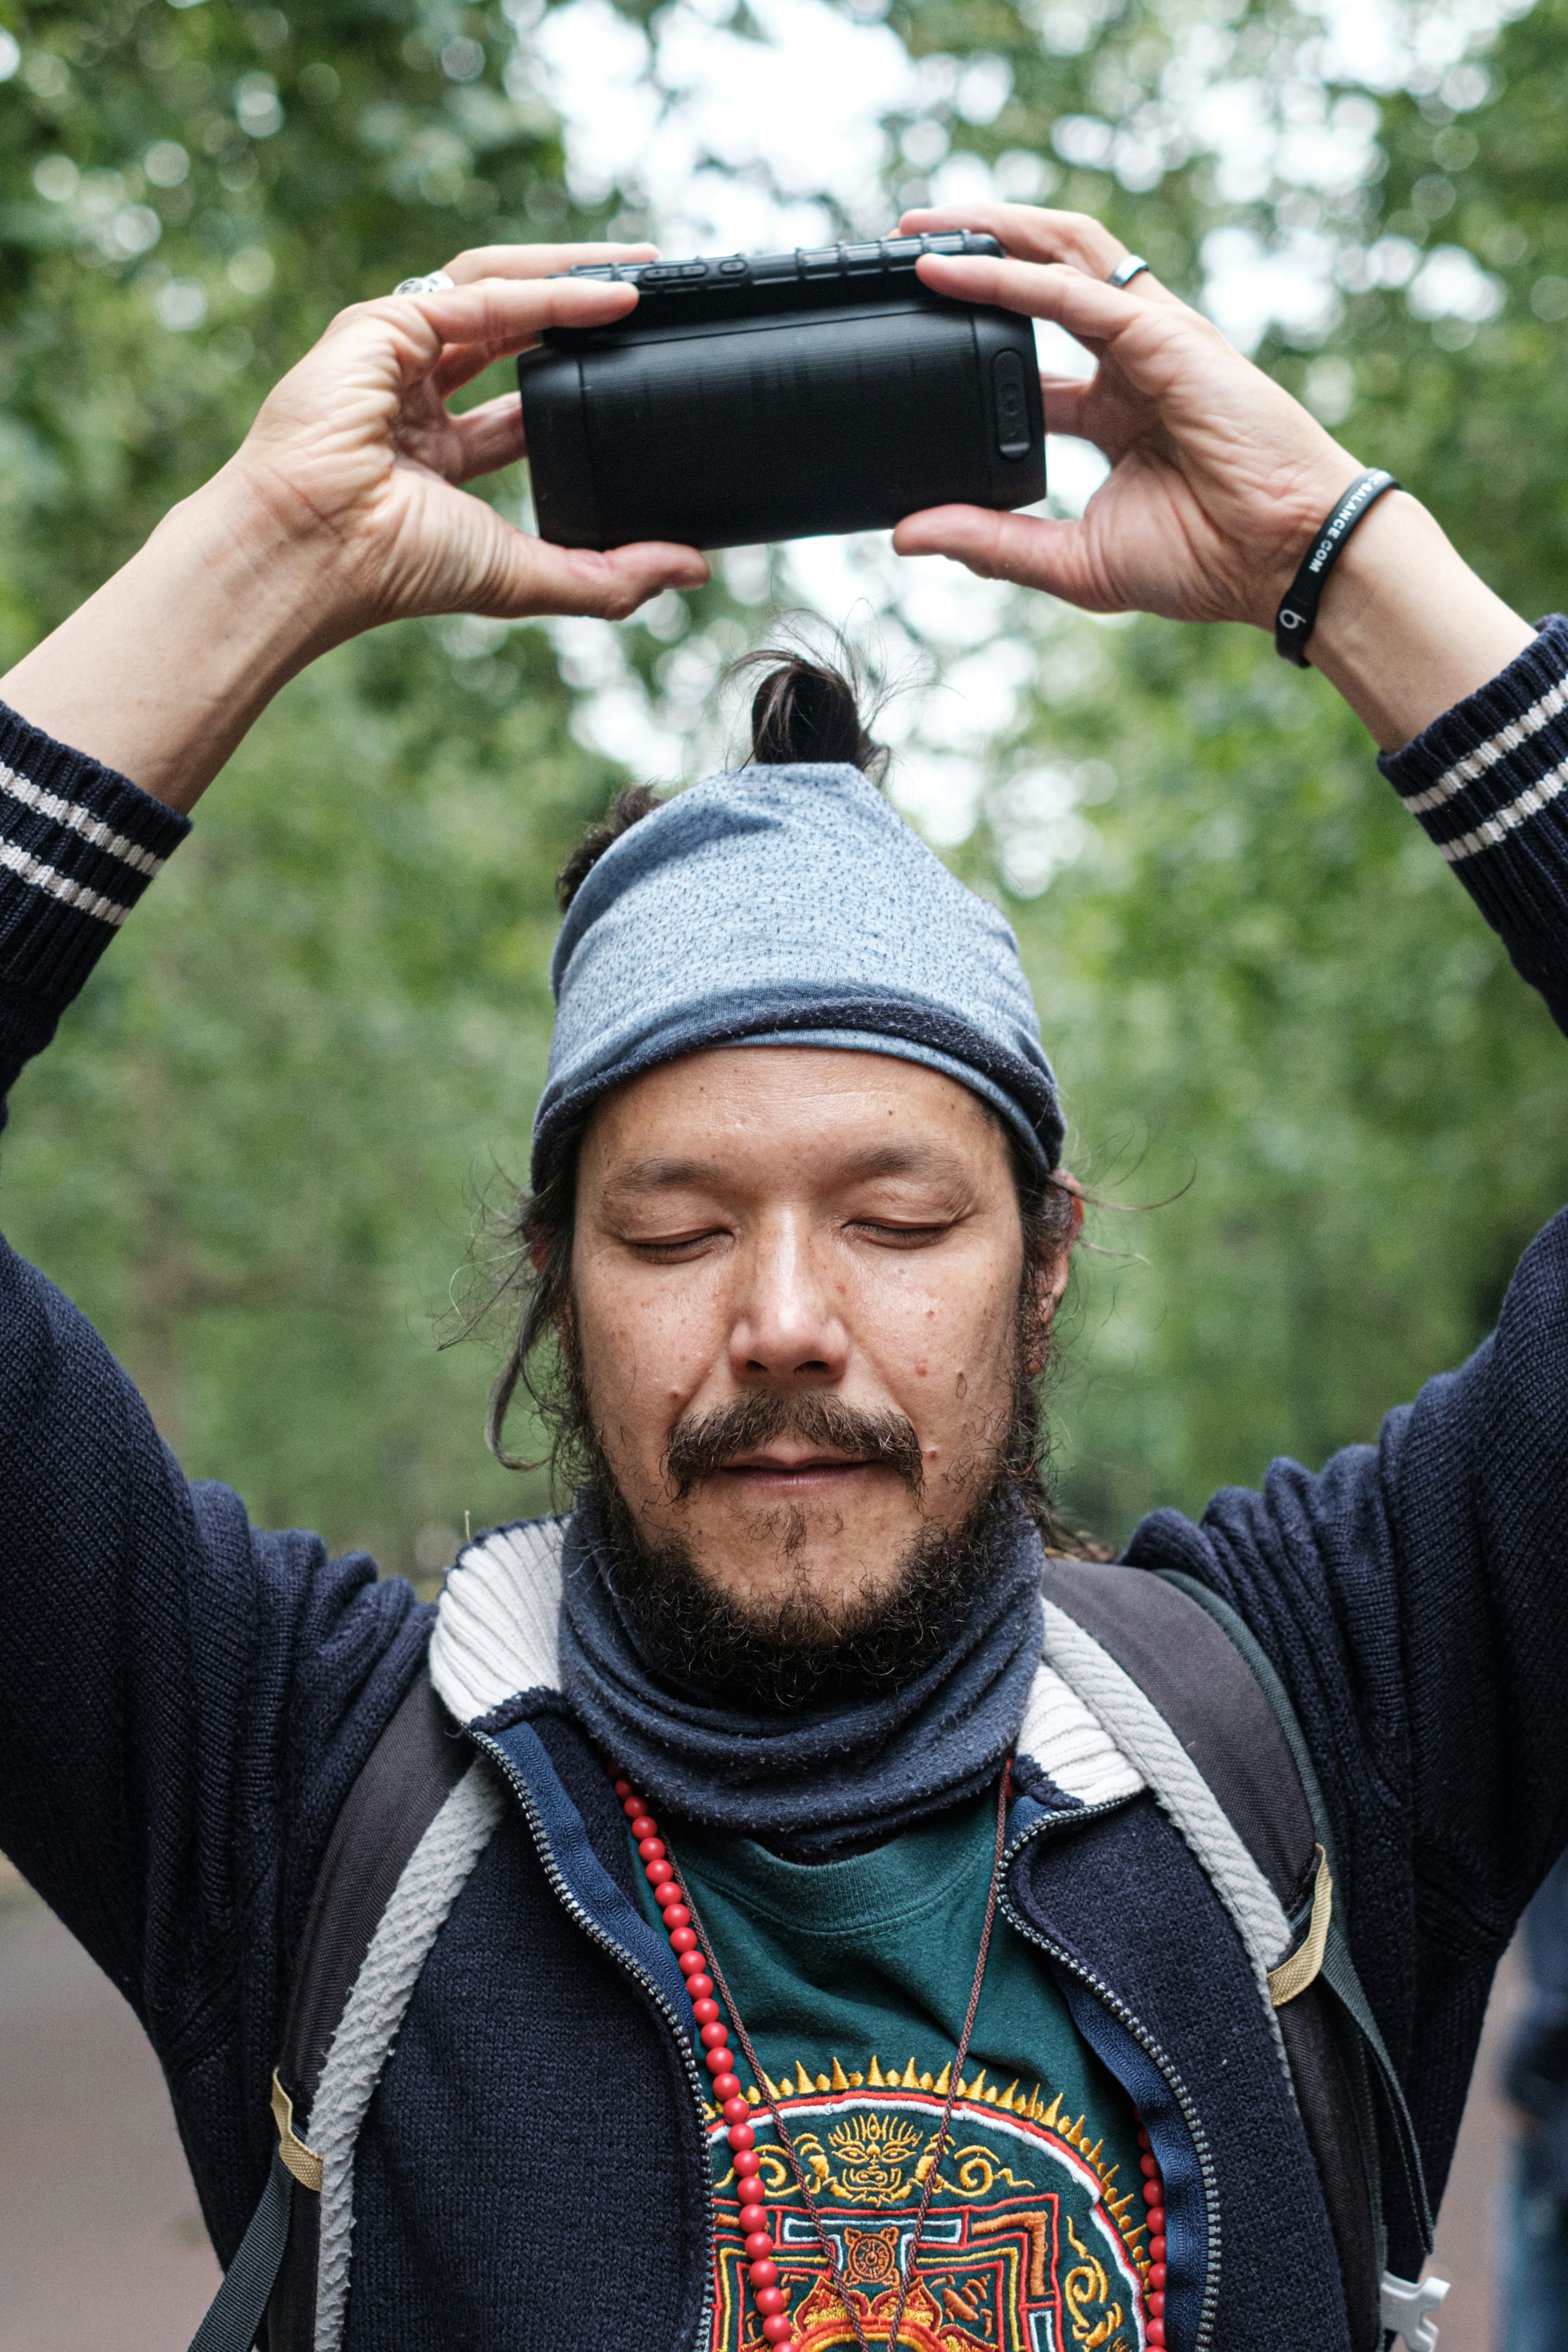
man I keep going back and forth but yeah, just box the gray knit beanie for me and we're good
[531,761,1063,1190]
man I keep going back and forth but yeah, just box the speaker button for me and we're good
[992,348,1031,459]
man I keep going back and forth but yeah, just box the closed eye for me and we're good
[625,1229,731,1262]
[849,1220,956,1249]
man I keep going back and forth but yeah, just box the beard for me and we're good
[574,1371,1033,1715]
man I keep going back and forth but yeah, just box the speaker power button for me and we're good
[992,348,1031,460]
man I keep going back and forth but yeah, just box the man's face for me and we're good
[569,1046,1072,1623]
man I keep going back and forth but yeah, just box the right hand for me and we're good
[214,241,710,635]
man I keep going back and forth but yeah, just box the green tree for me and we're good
[4,0,1567,1569]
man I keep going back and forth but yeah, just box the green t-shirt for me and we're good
[638,1792,1152,2352]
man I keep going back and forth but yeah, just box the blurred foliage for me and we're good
[1000,631,1564,1532]
[0,0,574,632]
[2,0,1567,1564]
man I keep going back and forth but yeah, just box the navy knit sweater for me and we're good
[5,623,1568,2347]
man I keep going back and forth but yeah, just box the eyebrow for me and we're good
[601,1157,727,1200]
[599,1141,966,1203]
[835,1143,960,1181]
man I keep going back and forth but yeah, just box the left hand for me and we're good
[0,241,712,812]
[224,239,710,634]
[892,202,1362,628]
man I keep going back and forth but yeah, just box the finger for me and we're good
[901,201,1123,280]
[434,339,512,399]
[1039,377,1100,438]
[492,538,711,623]
[449,390,529,480]
[903,203,1187,309]
[442,240,658,285]
[893,504,1113,609]
[914,252,1194,379]
[430,312,573,398]
[432,321,569,401]
[431,284,607,396]
[1038,372,1149,468]
[410,273,641,345]
[340,274,641,384]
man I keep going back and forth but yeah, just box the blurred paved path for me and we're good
[0,1871,220,2352]
[0,1863,1525,2351]
[1425,1932,1525,2352]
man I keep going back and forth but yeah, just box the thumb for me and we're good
[482,533,711,623]
[893,506,1111,607]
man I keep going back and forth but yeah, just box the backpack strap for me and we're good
[1037,1557,1438,2352]
[310,1750,505,2352]
[185,1665,474,2352]
[1150,1575,1437,2248]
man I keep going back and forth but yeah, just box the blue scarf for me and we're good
[558,1494,1045,1856]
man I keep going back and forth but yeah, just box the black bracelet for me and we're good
[1274,468,1399,667]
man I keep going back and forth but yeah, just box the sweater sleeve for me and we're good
[1378,612,1568,1032]
[0,701,431,2258]
[0,700,191,1116]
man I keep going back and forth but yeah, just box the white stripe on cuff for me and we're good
[1437,752,1568,863]
[0,835,131,924]
[1,760,168,879]
[1401,670,1568,816]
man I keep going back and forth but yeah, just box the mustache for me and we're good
[593,1473,1009,1714]
[662,1390,925,1500]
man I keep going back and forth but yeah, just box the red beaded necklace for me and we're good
[1136,2121,1169,2346]
[616,1765,1021,2352]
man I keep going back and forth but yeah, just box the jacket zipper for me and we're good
[1003,1801,1223,2352]
[474,1729,718,2352]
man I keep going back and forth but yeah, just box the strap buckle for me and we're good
[270,2069,323,2193]
[1268,1844,1333,2007]
[1380,2270,1450,2352]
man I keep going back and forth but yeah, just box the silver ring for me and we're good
[1108,255,1150,289]
[392,270,456,296]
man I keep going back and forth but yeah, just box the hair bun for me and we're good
[556,650,889,913]
[738,651,884,777]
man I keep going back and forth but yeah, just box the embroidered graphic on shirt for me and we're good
[707,2059,1149,2352]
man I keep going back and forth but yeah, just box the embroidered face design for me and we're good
[820,2115,925,2204]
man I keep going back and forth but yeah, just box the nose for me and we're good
[727,1213,849,1386]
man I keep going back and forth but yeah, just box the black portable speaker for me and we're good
[517,231,1046,551]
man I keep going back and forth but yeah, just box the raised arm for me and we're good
[0,246,705,2245]
[897,202,1568,1029]
[894,206,1568,2261]
[0,242,707,816]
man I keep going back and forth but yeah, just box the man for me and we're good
[0,204,1563,2352]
